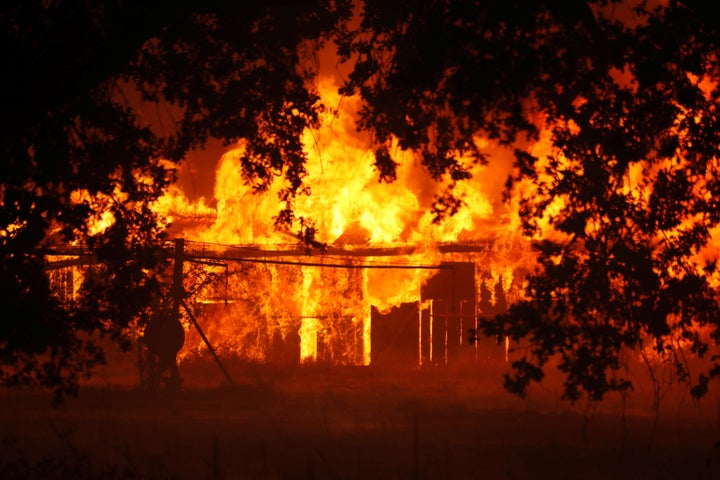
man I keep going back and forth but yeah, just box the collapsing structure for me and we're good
[179,240,521,369]
[45,238,524,377]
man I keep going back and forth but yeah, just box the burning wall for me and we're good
[176,242,529,369]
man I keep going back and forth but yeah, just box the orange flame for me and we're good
[156,74,535,366]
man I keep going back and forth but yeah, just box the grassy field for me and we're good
[1,358,719,479]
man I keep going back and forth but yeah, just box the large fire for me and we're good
[154,74,535,368]
[45,71,720,379]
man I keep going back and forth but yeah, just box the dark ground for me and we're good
[1,357,719,480]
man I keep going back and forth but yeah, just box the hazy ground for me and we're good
[1,355,719,479]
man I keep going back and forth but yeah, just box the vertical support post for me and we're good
[459,299,464,346]
[429,299,434,365]
[172,238,185,319]
[474,290,479,361]
[172,238,234,386]
[417,300,422,367]
[444,300,448,366]
[169,238,185,389]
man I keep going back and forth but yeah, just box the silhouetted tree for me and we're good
[1,0,350,398]
[336,0,720,402]
[5,0,720,406]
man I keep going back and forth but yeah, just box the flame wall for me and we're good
[157,74,536,367]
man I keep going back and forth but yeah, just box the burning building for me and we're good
[167,239,528,374]
[45,74,536,383]
[153,75,536,372]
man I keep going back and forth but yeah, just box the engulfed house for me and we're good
[186,259,502,369]
[47,240,520,371]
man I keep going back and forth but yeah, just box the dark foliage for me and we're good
[4,0,720,405]
[336,0,720,402]
[0,0,350,398]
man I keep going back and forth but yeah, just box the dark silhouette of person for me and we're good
[141,308,185,390]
